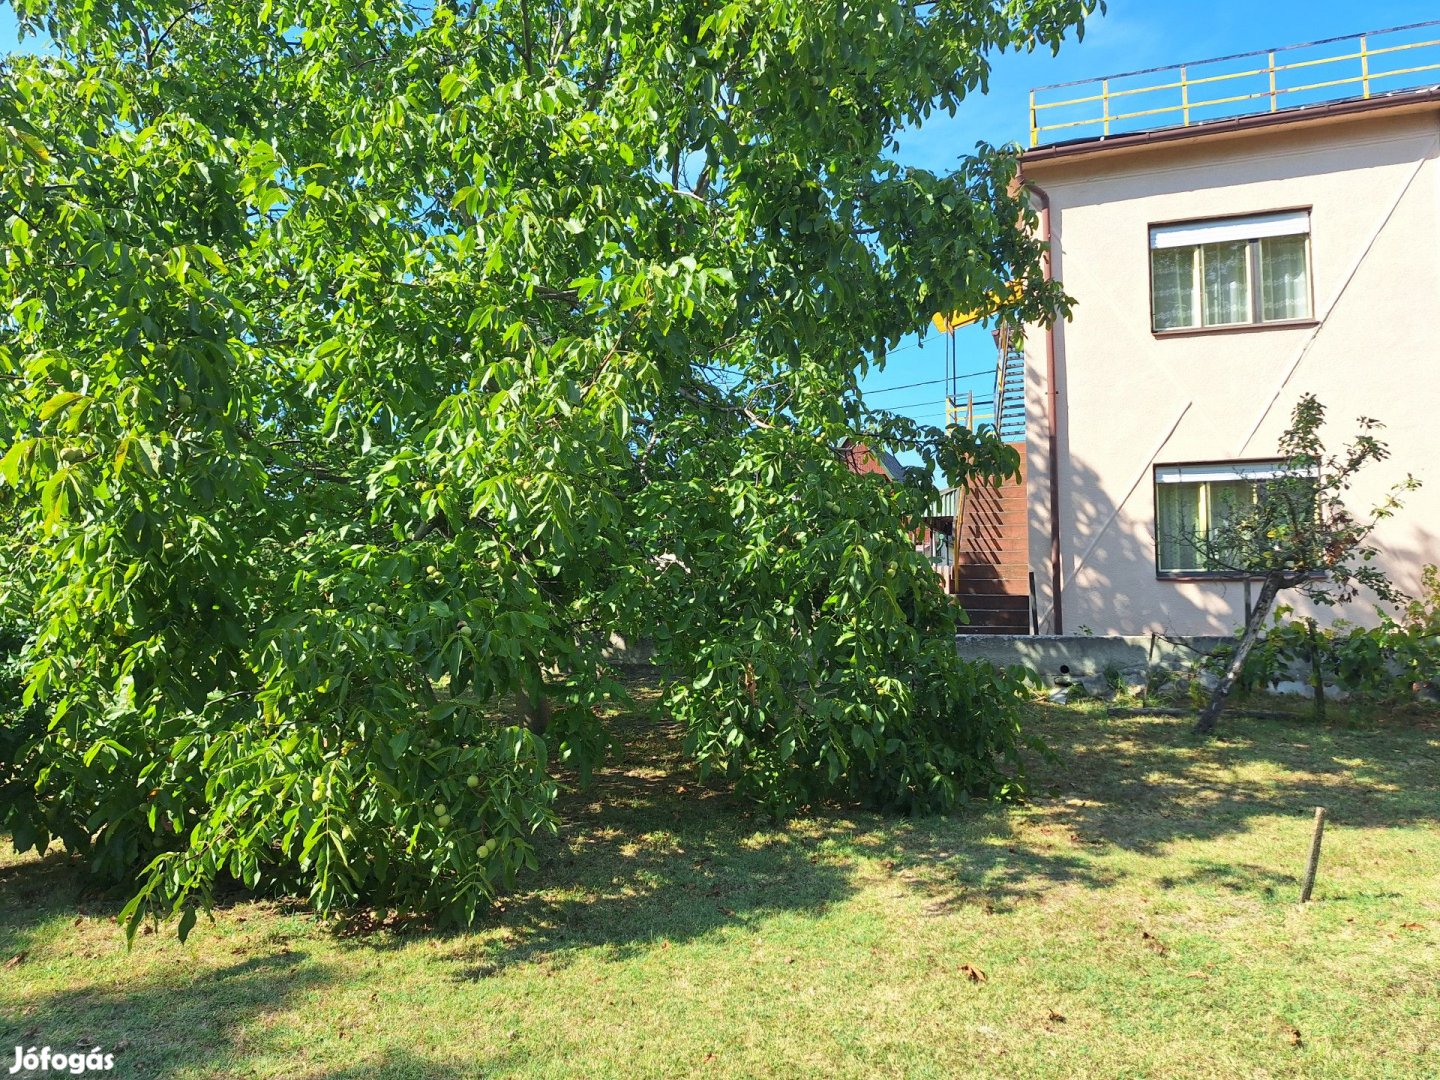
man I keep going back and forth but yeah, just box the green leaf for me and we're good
[38,392,84,421]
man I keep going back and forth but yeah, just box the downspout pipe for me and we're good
[1028,180,1064,634]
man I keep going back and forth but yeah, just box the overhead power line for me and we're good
[861,377,947,396]
[861,363,998,397]
[873,395,996,415]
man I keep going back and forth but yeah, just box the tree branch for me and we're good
[146,5,202,66]
[519,0,535,74]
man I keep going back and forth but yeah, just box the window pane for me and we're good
[1200,241,1251,325]
[1156,482,1204,571]
[1205,479,1256,569]
[1151,246,1196,330]
[1205,480,1254,528]
[1259,234,1310,321]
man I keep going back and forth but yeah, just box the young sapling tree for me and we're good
[1186,395,1417,734]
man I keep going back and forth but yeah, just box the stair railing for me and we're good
[948,391,977,593]
[992,324,1026,444]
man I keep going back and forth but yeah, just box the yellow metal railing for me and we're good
[1030,20,1440,147]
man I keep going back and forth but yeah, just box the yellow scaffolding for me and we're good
[1030,20,1440,147]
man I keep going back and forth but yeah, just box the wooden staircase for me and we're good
[953,443,1030,634]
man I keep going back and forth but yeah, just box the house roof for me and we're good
[839,440,910,483]
[875,448,908,483]
[1021,84,1440,172]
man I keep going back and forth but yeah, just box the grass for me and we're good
[3,699,1439,1079]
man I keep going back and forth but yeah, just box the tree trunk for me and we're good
[1195,575,1282,735]
[518,684,551,735]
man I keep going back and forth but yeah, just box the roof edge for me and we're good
[1020,86,1440,169]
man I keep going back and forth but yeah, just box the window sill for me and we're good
[1152,318,1318,339]
[1157,571,1265,583]
[1157,570,1325,583]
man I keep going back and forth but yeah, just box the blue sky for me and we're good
[5,2,1438,447]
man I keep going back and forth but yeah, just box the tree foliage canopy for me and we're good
[0,0,1095,931]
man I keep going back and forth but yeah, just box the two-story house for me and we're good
[1007,22,1440,636]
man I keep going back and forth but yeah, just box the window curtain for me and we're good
[1205,479,1255,568]
[1259,234,1309,321]
[1200,241,1250,325]
[1156,483,1203,571]
[1151,247,1196,329]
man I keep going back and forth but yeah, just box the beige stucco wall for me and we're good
[1023,107,1440,636]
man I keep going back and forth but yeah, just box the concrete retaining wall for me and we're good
[956,633,1231,692]
[602,631,1373,699]
[609,632,1235,690]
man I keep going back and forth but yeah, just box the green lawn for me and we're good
[4,701,1438,1079]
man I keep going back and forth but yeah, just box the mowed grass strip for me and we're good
[3,703,1438,1079]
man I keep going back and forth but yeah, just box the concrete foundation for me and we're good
[956,633,1231,692]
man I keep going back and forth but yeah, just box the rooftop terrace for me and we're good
[1029,19,1440,149]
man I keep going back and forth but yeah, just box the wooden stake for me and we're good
[1300,807,1326,903]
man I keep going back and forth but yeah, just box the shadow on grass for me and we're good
[1156,860,1300,898]
[0,848,101,960]
[2,951,329,1078]
[447,761,858,978]
[0,865,509,1079]
[1018,704,1440,853]
[0,847,308,965]
[793,797,1122,917]
[296,1049,521,1080]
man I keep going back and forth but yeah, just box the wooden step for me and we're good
[958,555,1027,568]
[957,524,1026,540]
[964,500,1027,512]
[956,561,1036,578]
[958,611,1030,631]
[961,586,1028,599]
[965,489,1027,505]
[960,542,1027,558]
[955,562,1029,577]
[954,560,1030,577]
[958,593,1031,609]
[954,578,1029,598]
[961,519,1029,539]
[963,513,1028,530]
[959,612,1029,626]
[967,477,1026,491]
[962,517,1028,537]
[956,538,1025,552]
[964,507,1027,523]
[960,605,1031,618]
[964,500,1028,516]
[959,619,1030,634]
[953,591,1029,611]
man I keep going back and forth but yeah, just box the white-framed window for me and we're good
[1153,461,1307,575]
[1149,211,1312,332]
